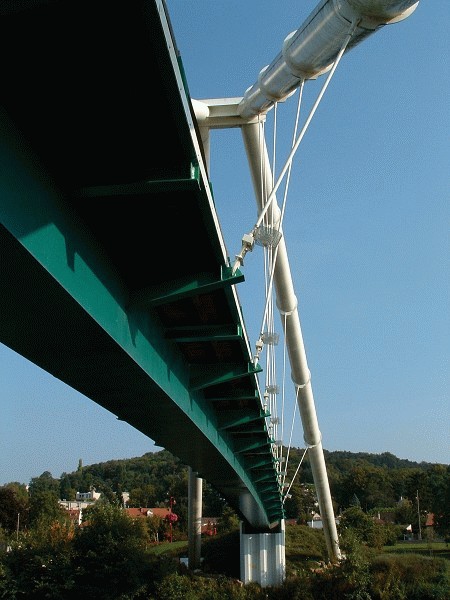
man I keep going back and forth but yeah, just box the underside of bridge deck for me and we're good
[0,0,284,528]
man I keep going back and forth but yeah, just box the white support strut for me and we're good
[241,121,341,562]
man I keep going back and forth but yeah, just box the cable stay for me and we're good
[283,447,307,505]
[237,24,357,505]
[250,87,306,487]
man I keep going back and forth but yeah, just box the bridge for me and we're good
[0,0,419,587]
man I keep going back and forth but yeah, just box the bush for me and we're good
[370,553,449,600]
[154,572,263,600]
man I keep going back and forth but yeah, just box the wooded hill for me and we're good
[45,448,448,530]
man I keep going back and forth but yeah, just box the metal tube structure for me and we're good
[188,467,203,570]
[195,0,420,564]
[238,0,419,118]
[241,121,341,562]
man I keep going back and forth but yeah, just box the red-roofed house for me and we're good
[125,507,170,519]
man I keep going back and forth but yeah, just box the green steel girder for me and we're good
[0,129,278,530]
[190,361,262,392]
[263,507,283,520]
[253,471,278,483]
[208,393,261,403]
[234,437,271,455]
[75,170,203,199]
[268,508,286,521]
[256,474,280,490]
[218,409,269,431]
[257,482,281,494]
[264,500,283,510]
[165,323,244,343]
[0,0,285,530]
[260,491,283,503]
[228,424,269,436]
[247,456,278,470]
[128,265,245,310]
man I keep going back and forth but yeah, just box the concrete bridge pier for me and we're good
[188,467,203,570]
[240,520,286,587]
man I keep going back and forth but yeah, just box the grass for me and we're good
[147,540,188,556]
[382,540,450,559]
[146,529,450,597]
[146,529,450,587]
[285,524,328,573]
[381,540,450,586]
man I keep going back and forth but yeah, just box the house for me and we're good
[65,508,82,526]
[125,507,170,520]
[76,489,101,502]
[308,512,323,529]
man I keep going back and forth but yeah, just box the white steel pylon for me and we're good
[194,0,420,575]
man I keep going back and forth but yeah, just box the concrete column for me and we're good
[188,467,202,570]
[240,520,286,586]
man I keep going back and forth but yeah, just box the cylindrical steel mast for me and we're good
[239,0,419,118]
[241,121,341,561]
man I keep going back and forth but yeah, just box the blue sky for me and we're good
[1,1,448,486]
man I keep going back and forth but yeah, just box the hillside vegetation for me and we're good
[1,449,449,599]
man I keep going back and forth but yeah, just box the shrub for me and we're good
[154,572,261,600]
[370,553,449,600]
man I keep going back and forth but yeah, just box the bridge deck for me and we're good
[0,0,283,528]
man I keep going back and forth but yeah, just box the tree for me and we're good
[29,490,67,528]
[394,496,416,526]
[0,516,75,598]
[0,484,29,533]
[338,506,389,549]
[202,482,226,517]
[29,471,60,496]
[218,505,240,534]
[72,502,151,598]
[432,467,450,540]
[59,474,77,502]
[284,483,317,523]
[340,464,395,510]
[128,483,158,508]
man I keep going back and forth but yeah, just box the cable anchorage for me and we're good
[232,232,255,274]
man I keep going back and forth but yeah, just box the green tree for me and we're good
[394,496,416,526]
[28,490,67,528]
[0,484,29,534]
[28,471,60,496]
[341,464,395,510]
[202,482,226,517]
[338,506,381,548]
[72,501,151,598]
[333,529,372,600]
[426,464,450,540]
[0,518,75,598]
[284,483,317,523]
[129,483,158,508]
[432,468,450,540]
[218,505,240,534]
[59,474,77,502]
[145,514,165,543]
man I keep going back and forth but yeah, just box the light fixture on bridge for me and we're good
[262,331,279,345]
[254,225,282,248]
